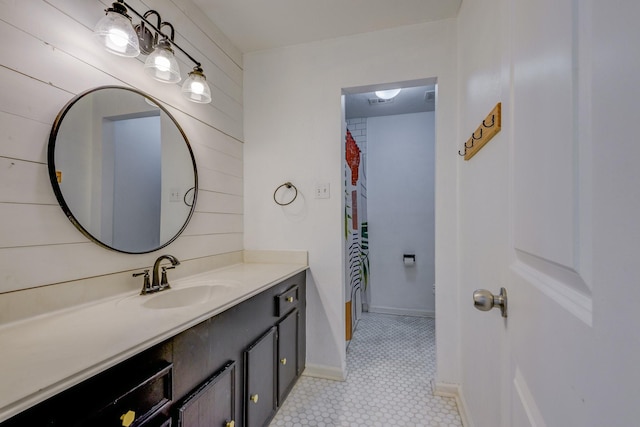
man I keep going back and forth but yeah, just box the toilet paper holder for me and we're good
[403,254,416,266]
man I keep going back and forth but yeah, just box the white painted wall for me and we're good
[243,21,459,382]
[0,0,244,317]
[590,2,640,424]
[367,112,435,316]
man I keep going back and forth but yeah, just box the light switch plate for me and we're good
[169,188,181,202]
[315,182,330,199]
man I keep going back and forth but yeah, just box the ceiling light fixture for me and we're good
[375,89,402,100]
[94,1,212,104]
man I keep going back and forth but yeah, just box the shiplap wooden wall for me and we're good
[0,0,244,294]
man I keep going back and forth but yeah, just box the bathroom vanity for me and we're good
[0,85,310,426]
[0,263,307,427]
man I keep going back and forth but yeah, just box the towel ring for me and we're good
[273,182,298,206]
[184,186,195,207]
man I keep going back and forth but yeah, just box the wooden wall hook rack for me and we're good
[458,103,502,160]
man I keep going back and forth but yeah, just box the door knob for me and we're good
[473,287,508,318]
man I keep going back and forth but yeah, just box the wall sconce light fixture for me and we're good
[94,2,140,57]
[94,0,212,104]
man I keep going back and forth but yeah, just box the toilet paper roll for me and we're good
[403,255,416,266]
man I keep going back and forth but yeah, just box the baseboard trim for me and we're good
[433,382,472,427]
[369,306,435,318]
[302,364,347,381]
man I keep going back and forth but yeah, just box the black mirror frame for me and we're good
[47,86,198,254]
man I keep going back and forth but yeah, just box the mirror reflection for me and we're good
[48,86,197,253]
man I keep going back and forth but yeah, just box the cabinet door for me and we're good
[176,362,236,427]
[277,308,299,405]
[244,327,277,427]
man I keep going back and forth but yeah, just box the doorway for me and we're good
[101,115,162,252]
[342,78,437,342]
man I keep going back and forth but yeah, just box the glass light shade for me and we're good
[144,39,181,83]
[182,67,212,104]
[375,89,402,99]
[94,4,140,57]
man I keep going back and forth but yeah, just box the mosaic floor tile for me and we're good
[270,313,463,427]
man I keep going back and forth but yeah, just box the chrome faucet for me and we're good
[152,254,180,291]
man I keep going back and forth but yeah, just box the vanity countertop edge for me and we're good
[0,259,308,423]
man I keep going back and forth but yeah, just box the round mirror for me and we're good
[48,86,197,254]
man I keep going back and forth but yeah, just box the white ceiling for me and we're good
[192,0,462,53]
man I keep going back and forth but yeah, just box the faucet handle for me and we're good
[160,266,175,288]
[134,270,151,294]
[133,269,150,278]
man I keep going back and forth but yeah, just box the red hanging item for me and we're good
[345,128,361,186]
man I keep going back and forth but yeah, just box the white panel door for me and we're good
[505,0,592,425]
[460,0,640,425]
[499,0,640,425]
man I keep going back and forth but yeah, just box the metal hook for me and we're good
[458,147,467,156]
[472,128,483,140]
[483,114,495,128]
[465,138,474,149]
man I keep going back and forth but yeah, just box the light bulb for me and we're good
[107,28,129,49]
[190,81,205,95]
[154,56,171,72]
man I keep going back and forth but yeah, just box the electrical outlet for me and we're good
[315,182,330,199]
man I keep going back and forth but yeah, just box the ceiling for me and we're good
[345,84,437,119]
[192,0,462,53]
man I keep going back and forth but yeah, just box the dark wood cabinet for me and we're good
[1,271,306,427]
[172,318,214,400]
[244,327,277,427]
[277,308,299,405]
[84,362,173,427]
[176,362,236,427]
[0,343,173,427]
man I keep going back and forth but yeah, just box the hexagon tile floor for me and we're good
[269,312,463,427]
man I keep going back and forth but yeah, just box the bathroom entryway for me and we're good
[343,79,437,341]
[269,312,462,426]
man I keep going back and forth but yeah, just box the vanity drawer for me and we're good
[275,285,299,317]
[84,362,173,427]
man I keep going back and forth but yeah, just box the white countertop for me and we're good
[0,261,307,422]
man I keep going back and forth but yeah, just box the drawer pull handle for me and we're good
[280,358,287,365]
[226,421,235,427]
[250,394,259,403]
[286,296,294,303]
[120,410,136,427]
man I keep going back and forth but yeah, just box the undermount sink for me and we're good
[142,283,233,309]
